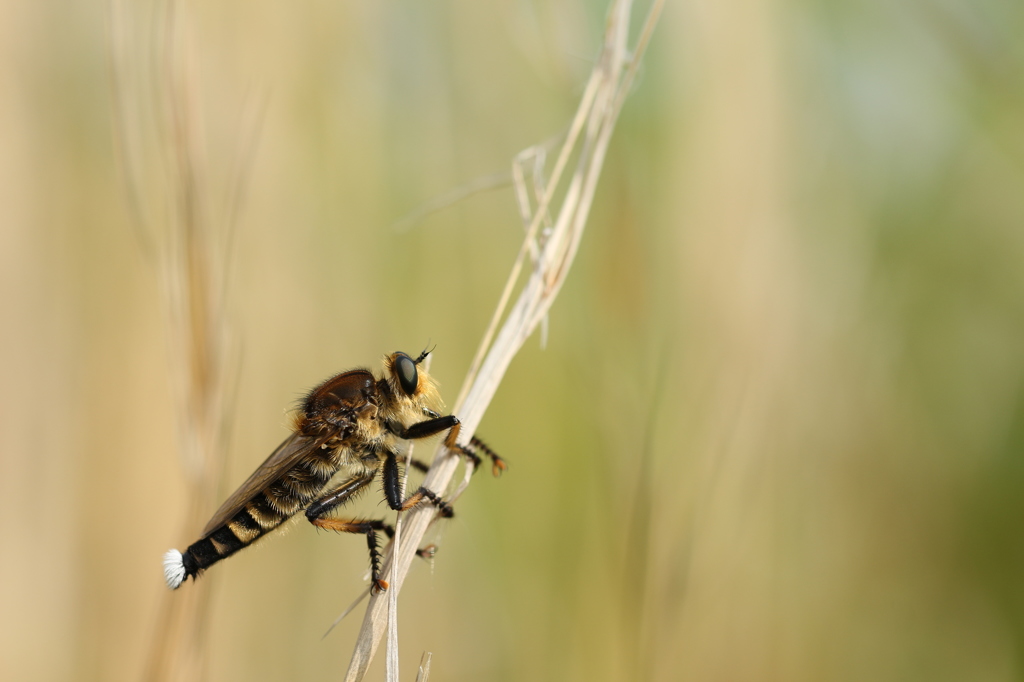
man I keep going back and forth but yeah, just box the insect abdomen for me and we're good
[174,454,341,585]
[181,498,282,575]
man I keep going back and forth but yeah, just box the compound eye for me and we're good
[394,353,418,395]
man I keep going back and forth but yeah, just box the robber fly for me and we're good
[163,350,505,592]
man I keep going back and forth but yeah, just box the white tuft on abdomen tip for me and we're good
[163,549,186,589]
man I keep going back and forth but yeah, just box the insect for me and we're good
[163,349,505,592]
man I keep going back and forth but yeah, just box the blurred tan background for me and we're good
[3,0,1024,680]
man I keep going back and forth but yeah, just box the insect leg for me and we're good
[464,436,508,477]
[382,450,454,517]
[311,516,393,593]
[305,472,438,591]
[305,473,376,519]
[390,415,506,475]
[407,457,431,473]
[306,474,393,592]
[390,414,460,443]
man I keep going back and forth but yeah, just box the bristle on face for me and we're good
[163,549,187,589]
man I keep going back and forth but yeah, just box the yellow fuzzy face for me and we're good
[380,351,444,426]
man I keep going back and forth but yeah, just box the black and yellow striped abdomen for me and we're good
[181,450,344,579]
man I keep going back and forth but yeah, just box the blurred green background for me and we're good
[3,0,1024,680]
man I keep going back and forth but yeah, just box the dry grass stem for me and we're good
[385,352,428,682]
[110,0,241,679]
[391,171,512,233]
[414,652,432,682]
[342,1,663,679]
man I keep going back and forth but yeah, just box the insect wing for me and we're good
[202,431,331,535]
